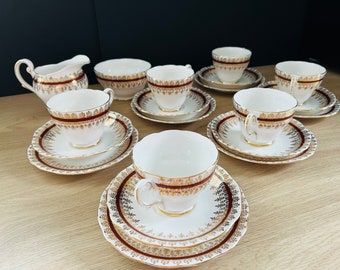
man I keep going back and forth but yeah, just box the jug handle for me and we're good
[14,59,36,92]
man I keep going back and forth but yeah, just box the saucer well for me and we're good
[27,128,138,175]
[195,66,265,93]
[131,87,211,120]
[207,123,317,164]
[209,111,312,160]
[106,164,242,248]
[258,81,338,117]
[98,186,248,268]
[131,96,216,124]
[31,112,134,159]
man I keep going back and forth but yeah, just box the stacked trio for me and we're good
[27,89,138,175]
[98,130,249,268]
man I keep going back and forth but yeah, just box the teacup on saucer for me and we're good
[131,87,211,120]
[106,164,242,248]
[210,111,312,160]
[31,112,133,159]
[258,80,337,116]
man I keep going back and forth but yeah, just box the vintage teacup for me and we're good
[46,88,114,148]
[146,64,194,111]
[233,88,298,146]
[14,55,90,104]
[275,61,327,105]
[212,46,252,83]
[94,58,151,100]
[133,130,218,215]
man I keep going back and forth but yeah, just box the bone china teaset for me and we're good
[14,47,339,268]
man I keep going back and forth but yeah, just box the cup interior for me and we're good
[147,65,194,81]
[212,47,252,59]
[133,130,218,178]
[94,58,151,76]
[46,89,110,112]
[275,61,326,76]
[233,88,297,112]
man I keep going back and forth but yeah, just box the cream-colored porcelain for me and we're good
[133,130,218,215]
[146,64,194,111]
[14,55,90,103]
[212,46,252,83]
[233,88,298,146]
[94,58,151,100]
[46,88,114,148]
[275,61,327,105]
[106,164,242,248]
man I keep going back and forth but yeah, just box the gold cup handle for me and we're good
[289,74,300,94]
[134,178,162,208]
[245,113,258,136]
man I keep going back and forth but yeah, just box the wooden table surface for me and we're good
[1,65,339,269]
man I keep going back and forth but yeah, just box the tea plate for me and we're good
[195,67,265,93]
[207,123,317,164]
[31,112,134,159]
[258,81,337,116]
[106,164,242,248]
[98,186,248,268]
[209,111,312,160]
[27,128,138,175]
[131,87,211,119]
[131,97,216,124]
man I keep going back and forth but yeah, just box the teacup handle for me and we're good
[103,88,114,105]
[245,113,258,136]
[289,75,300,94]
[104,111,117,127]
[134,178,162,208]
[14,59,36,92]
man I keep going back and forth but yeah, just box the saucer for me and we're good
[131,97,216,124]
[195,66,265,93]
[106,164,242,248]
[207,123,317,164]
[209,111,312,160]
[131,87,211,120]
[258,81,338,116]
[27,128,138,175]
[98,186,248,268]
[293,100,340,119]
[31,112,134,159]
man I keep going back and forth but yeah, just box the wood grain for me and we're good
[1,65,339,269]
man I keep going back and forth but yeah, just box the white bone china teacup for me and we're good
[133,130,218,216]
[46,88,114,148]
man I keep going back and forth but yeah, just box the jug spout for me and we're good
[68,54,90,68]
[53,54,90,76]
